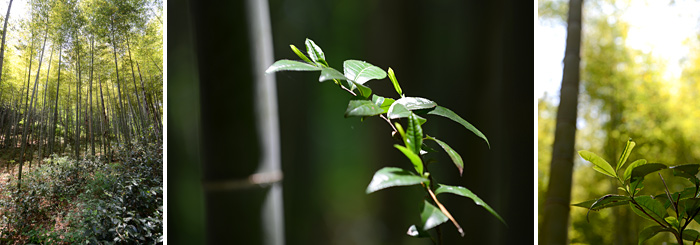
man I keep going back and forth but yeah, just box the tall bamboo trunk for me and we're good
[111,19,129,144]
[50,44,62,158]
[541,0,583,244]
[89,36,95,156]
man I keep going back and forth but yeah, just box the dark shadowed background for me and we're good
[169,0,534,244]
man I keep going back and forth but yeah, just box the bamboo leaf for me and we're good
[435,184,506,225]
[427,106,489,148]
[343,60,387,85]
[420,200,449,231]
[265,59,321,73]
[578,150,616,178]
[365,167,428,194]
[426,136,464,176]
[344,100,384,118]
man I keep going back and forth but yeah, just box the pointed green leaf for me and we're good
[387,102,411,119]
[387,68,403,96]
[348,80,372,98]
[420,200,449,231]
[394,145,424,175]
[572,195,630,211]
[435,184,506,225]
[319,67,347,82]
[630,196,667,223]
[371,95,395,114]
[616,139,636,172]
[345,100,384,118]
[406,224,430,237]
[426,136,464,176]
[630,163,667,184]
[266,59,321,73]
[623,159,648,181]
[394,123,406,143]
[578,150,617,178]
[406,113,423,155]
[290,44,314,64]
[684,229,700,242]
[305,38,327,66]
[682,198,700,219]
[670,164,700,187]
[427,106,489,148]
[343,60,387,84]
[638,225,670,245]
[365,167,429,194]
[394,97,437,110]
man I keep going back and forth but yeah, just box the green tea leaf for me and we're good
[387,67,403,96]
[623,159,648,181]
[394,144,424,175]
[387,102,411,119]
[630,196,667,223]
[266,59,321,73]
[290,44,314,64]
[426,136,464,176]
[348,80,372,98]
[670,164,700,187]
[365,167,428,194]
[683,229,700,242]
[319,67,347,82]
[406,113,423,155]
[616,139,636,172]
[435,184,506,225]
[345,100,384,118]
[305,38,327,66]
[427,106,489,148]
[638,225,670,245]
[394,97,437,110]
[343,60,387,85]
[630,163,667,184]
[371,95,395,114]
[683,198,700,219]
[572,195,630,211]
[420,200,449,231]
[578,150,617,178]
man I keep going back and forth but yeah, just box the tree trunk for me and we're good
[0,0,13,86]
[89,36,95,156]
[541,0,583,244]
[38,45,53,161]
[111,18,129,144]
[126,34,146,131]
[75,38,81,159]
[50,44,62,158]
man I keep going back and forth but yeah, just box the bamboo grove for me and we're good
[0,0,162,189]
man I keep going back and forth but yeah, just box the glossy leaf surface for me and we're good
[406,113,423,155]
[395,145,424,175]
[578,150,616,178]
[371,95,395,114]
[266,59,320,73]
[427,106,489,148]
[435,184,506,225]
[426,136,464,176]
[365,167,428,194]
[305,38,327,66]
[394,97,437,110]
[343,60,387,84]
[387,102,411,119]
[319,67,347,82]
[406,225,430,237]
[420,200,449,231]
[348,80,372,98]
[290,44,314,64]
[345,100,384,118]
[387,67,403,96]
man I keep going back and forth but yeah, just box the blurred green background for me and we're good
[538,0,700,244]
[170,0,532,244]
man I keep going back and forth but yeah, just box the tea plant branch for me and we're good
[659,173,679,218]
[267,38,504,242]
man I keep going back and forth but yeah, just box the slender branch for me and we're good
[659,173,679,218]
[379,114,397,132]
[424,184,464,237]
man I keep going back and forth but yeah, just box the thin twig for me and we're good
[659,173,679,217]
[424,184,464,237]
[379,114,397,132]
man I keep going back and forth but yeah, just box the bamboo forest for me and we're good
[0,0,162,243]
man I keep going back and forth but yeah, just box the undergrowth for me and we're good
[0,139,163,244]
